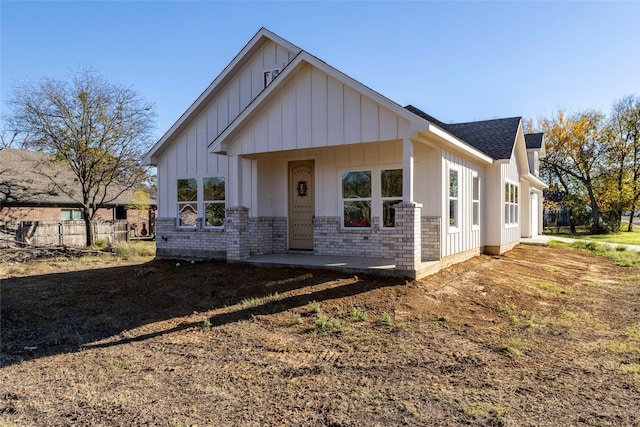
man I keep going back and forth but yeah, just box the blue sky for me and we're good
[1,1,639,143]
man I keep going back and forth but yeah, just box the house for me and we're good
[0,147,156,238]
[142,28,546,278]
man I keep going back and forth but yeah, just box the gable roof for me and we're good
[525,133,543,150]
[144,28,494,165]
[0,147,154,206]
[143,28,302,164]
[405,105,521,161]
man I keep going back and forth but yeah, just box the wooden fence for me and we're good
[0,220,130,248]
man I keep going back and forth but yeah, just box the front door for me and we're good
[288,160,315,250]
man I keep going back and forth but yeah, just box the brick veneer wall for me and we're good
[394,203,422,271]
[155,217,226,260]
[249,217,287,255]
[313,216,396,258]
[421,216,441,261]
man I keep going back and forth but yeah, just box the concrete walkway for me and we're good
[521,235,640,252]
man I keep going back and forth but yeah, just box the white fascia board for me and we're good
[425,125,494,164]
[142,28,302,165]
[522,172,548,189]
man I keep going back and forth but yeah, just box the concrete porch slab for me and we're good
[242,253,442,279]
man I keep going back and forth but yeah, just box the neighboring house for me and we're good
[143,28,546,278]
[0,147,156,236]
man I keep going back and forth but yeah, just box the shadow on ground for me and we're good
[1,259,402,367]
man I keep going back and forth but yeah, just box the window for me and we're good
[472,176,480,227]
[264,68,280,87]
[449,169,458,228]
[203,177,225,227]
[505,182,519,225]
[61,209,83,220]
[381,169,402,228]
[342,171,371,227]
[177,178,198,227]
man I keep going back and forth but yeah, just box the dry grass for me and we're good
[1,244,639,426]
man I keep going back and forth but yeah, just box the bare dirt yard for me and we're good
[1,244,639,426]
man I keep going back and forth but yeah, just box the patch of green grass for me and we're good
[558,310,578,321]
[94,239,109,250]
[510,315,520,325]
[113,241,156,260]
[309,301,322,314]
[498,301,517,314]
[535,281,566,296]
[202,317,211,329]
[293,313,303,324]
[377,313,393,325]
[461,400,505,421]
[551,240,640,267]
[547,228,640,245]
[315,314,342,332]
[500,336,526,358]
[350,306,369,322]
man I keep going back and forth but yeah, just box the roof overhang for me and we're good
[522,172,548,189]
[417,125,494,165]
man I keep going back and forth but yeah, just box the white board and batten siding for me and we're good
[500,154,521,246]
[155,40,296,218]
[226,64,411,156]
[441,150,483,258]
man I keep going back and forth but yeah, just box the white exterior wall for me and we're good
[500,154,521,246]
[253,141,404,219]
[226,65,411,156]
[414,143,441,217]
[155,40,296,218]
[441,150,483,257]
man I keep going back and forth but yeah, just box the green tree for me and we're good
[540,111,606,233]
[8,68,155,247]
[604,95,640,231]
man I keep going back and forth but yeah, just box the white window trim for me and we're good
[472,174,480,230]
[339,165,403,230]
[264,68,281,87]
[504,180,519,228]
[340,168,373,229]
[380,168,403,230]
[448,166,459,232]
[202,176,226,229]
[177,178,198,229]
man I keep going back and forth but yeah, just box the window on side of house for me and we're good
[381,169,402,228]
[449,168,459,228]
[203,177,225,228]
[472,175,480,228]
[177,178,198,227]
[61,209,83,221]
[504,181,519,226]
[342,170,371,228]
[264,68,280,88]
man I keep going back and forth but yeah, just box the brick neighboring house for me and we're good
[0,147,156,238]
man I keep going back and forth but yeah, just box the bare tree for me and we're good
[8,68,155,247]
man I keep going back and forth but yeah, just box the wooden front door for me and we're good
[288,160,315,250]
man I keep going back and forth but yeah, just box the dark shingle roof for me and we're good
[524,133,543,150]
[404,105,521,160]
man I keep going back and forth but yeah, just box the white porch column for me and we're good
[228,155,243,208]
[402,138,414,203]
